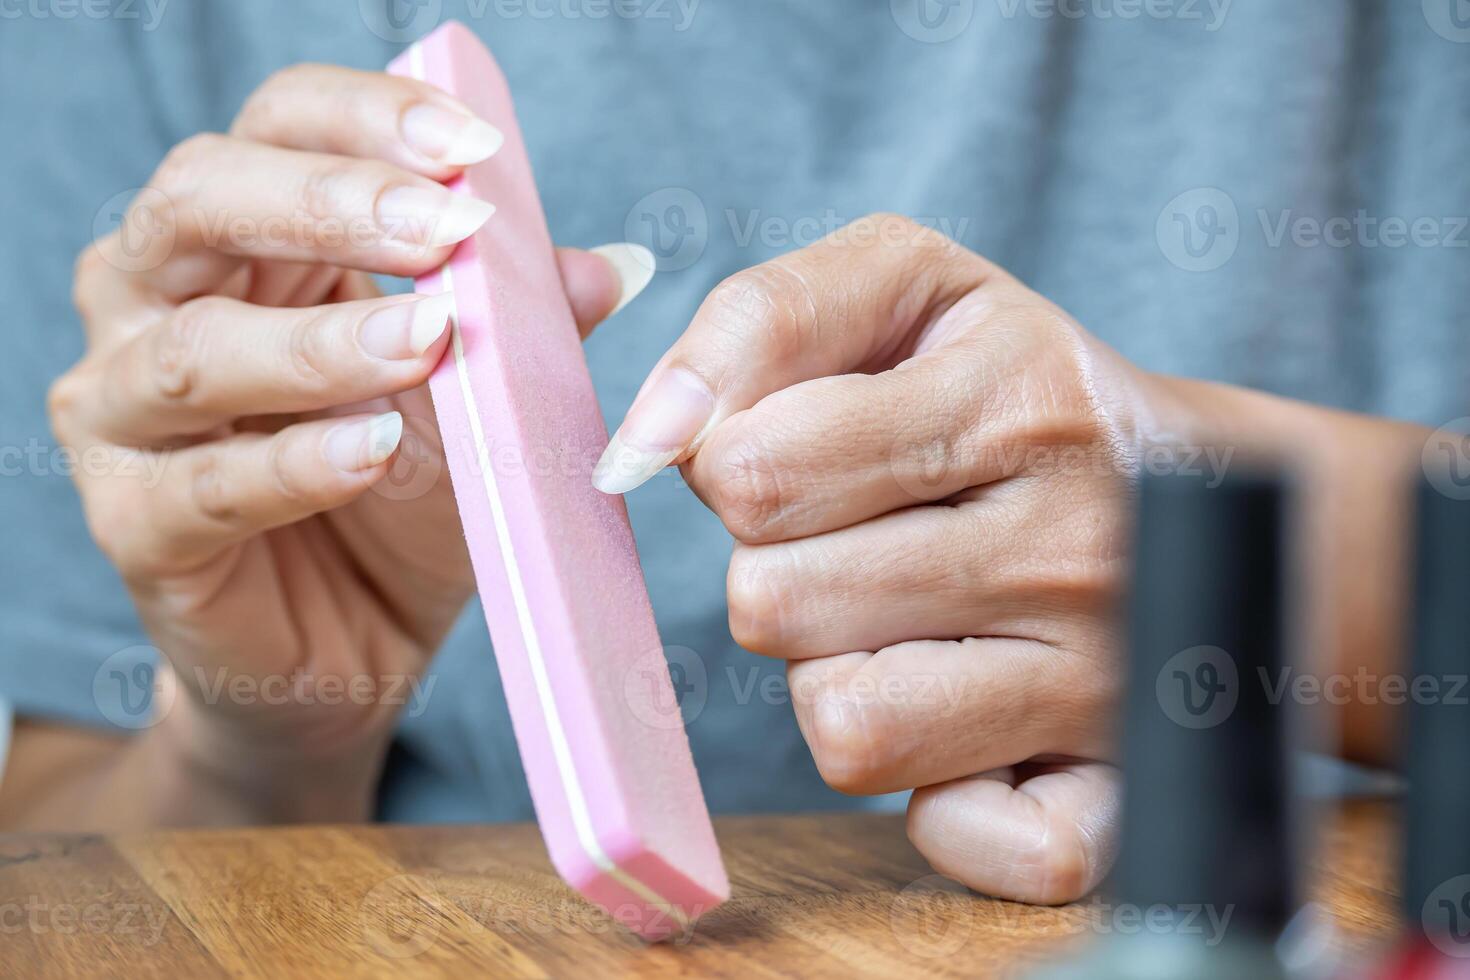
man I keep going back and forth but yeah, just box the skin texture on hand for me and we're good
[15,64,652,831]
[595,213,1424,905]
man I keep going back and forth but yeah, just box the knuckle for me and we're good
[263,434,312,507]
[297,161,363,225]
[238,64,318,130]
[725,547,785,654]
[283,312,334,393]
[154,132,225,194]
[189,448,239,525]
[46,370,87,436]
[703,262,818,363]
[83,494,138,569]
[804,690,894,795]
[152,298,220,402]
[71,244,111,317]
[709,438,788,542]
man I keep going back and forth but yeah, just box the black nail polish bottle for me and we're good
[1030,466,1302,979]
[1374,474,1470,978]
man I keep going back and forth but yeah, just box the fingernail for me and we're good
[359,293,455,360]
[324,412,403,472]
[377,186,495,248]
[589,243,656,317]
[592,367,714,494]
[401,102,504,166]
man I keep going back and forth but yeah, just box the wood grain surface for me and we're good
[0,803,1400,978]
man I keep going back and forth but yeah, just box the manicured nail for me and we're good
[592,367,714,494]
[324,412,403,472]
[589,243,656,317]
[377,186,495,248]
[359,293,455,360]
[401,102,504,166]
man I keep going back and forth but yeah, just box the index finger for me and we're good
[590,213,997,495]
[231,63,503,179]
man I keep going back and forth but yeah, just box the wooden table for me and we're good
[0,803,1400,978]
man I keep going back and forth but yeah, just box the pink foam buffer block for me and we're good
[387,23,728,941]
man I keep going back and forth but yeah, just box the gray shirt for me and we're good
[0,0,1465,819]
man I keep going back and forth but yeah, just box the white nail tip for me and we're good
[441,118,505,166]
[365,412,405,468]
[410,292,456,355]
[429,198,496,247]
[591,243,657,317]
[591,432,680,495]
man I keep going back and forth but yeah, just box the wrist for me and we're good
[142,669,391,824]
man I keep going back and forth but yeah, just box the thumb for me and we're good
[906,762,1121,906]
[591,213,996,494]
[557,243,655,339]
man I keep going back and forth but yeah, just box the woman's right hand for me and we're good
[49,64,649,823]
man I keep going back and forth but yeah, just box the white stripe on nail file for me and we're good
[389,23,727,941]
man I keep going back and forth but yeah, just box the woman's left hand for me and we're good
[594,213,1191,904]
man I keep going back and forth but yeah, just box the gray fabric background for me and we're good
[0,0,1465,820]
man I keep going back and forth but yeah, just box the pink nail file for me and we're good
[387,22,727,941]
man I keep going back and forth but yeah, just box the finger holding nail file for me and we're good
[388,22,728,941]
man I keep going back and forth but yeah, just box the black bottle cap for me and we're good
[1109,465,1294,937]
[1404,473,1470,939]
